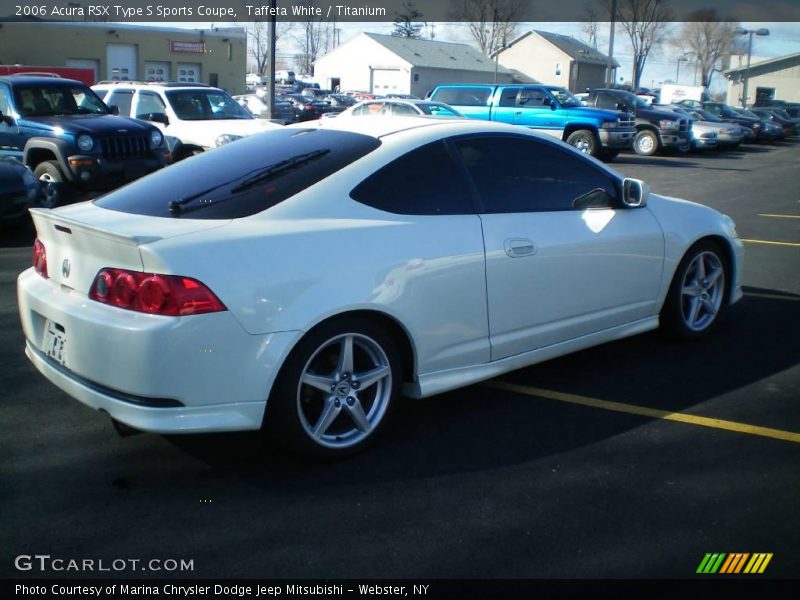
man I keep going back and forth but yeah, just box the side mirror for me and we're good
[144,112,169,125]
[616,102,626,111]
[622,178,649,208]
[109,105,120,115]
[550,100,557,111]
[0,111,14,125]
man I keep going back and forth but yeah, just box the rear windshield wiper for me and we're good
[167,149,330,215]
[230,149,330,193]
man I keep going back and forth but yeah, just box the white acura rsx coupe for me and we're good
[18,117,744,459]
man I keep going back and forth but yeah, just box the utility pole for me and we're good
[266,0,277,120]
[606,0,616,87]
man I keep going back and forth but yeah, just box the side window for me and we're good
[518,88,549,107]
[350,141,473,215]
[498,88,518,107]
[433,87,491,107]
[453,136,618,213]
[134,92,166,120]
[595,93,618,110]
[389,103,418,116]
[106,90,133,116]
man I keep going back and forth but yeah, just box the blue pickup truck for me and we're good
[428,84,635,161]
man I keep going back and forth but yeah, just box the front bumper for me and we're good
[598,128,636,149]
[18,268,300,433]
[658,129,691,149]
[65,153,167,189]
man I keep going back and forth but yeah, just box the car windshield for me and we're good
[548,88,582,108]
[737,108,761,119]
[165,89,252,120]
[14,84,109,117]
[718,105,744,119]
[696,109,722,122]
[95,128,381,219]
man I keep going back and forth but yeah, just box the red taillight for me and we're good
[89,268,226,316]
[32,239,48,278]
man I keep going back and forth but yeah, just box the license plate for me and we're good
[43,320,67,367]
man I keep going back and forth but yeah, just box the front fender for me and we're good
[23,138,74,181]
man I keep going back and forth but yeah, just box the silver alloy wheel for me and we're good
[296,332,392,449]
[572,136,591,153]
[38,172,59,208]
[680,251,725,332]
[637,134,656,154]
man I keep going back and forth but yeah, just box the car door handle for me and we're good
[504,238,537,258]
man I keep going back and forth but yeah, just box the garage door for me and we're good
[177,63,201,83]
[107,43,137,81]
[144,61,171,82]
[370,68,405,95]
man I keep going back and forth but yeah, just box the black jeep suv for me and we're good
[0,76,167,207]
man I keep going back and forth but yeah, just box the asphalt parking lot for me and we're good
[1,141,799,583]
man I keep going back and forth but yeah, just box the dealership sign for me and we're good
[170,41,205,54]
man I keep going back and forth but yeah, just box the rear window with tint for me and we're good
[95,128,381,219]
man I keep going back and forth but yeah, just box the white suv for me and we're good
[92,82,281,161]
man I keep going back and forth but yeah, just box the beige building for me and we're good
[314,33,514,98]
[493,30,618,92]
[724,52,800,106]
[0,21,246,93]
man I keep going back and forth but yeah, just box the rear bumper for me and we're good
[18,267,300,433]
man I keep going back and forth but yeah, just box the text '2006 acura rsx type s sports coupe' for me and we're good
[18,118,744,459]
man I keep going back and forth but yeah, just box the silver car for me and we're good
[669,106,745,149]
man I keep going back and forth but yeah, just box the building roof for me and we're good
[497,30,619,67]
[724,52,800,76]
[362,33,511,74]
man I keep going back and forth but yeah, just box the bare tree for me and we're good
[295,17,325,77]
[247,21,292,75]
[453,0,523,55]
[672,12,738,88]
[392,1,424,39]
[602,0,673,89]
[582,5,600,50]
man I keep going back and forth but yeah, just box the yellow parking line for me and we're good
[744,292,800,302]
[742,239,800,247]
[758,214,800,219]
[484,381,800,444]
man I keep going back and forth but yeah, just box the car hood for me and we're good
[164,118,282,148]
[21,114,156,136]
[564,106,626,121]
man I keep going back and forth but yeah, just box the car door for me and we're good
[513,86,564,139]
[491,87,520,125]
[451,134,665,361]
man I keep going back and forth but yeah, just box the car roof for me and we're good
[1,75,85,86]
[296,115,535,140]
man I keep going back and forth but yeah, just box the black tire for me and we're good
[33,160,69,208]
[264,317,401,459]
[598,149,620,162]
[565,129,599,157]
[660,241,729,340]
[633,129,660,156]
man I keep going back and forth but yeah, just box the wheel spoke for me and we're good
[694,255,706,280]
[705,267,723,288]
[312,397,341,439]
[345,398,371,433]
[302,372,336,393]
[688,297,702,326]
[682,283,702,298]
[354,365,390,391]
[701,297,718,316]
[336,335,354,374]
